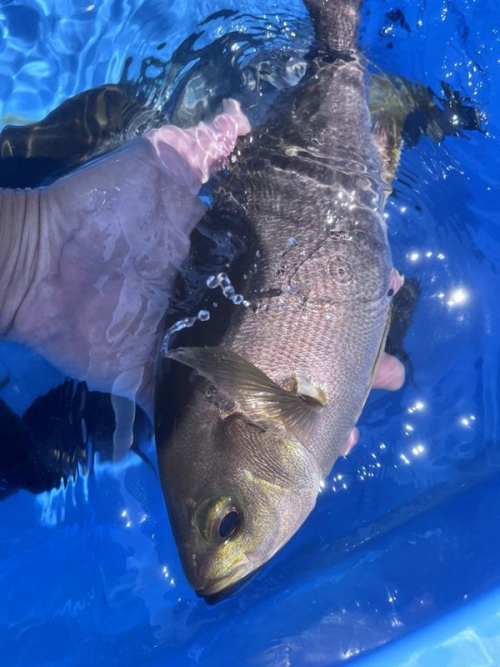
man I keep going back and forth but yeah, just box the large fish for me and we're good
[155,0,404,597]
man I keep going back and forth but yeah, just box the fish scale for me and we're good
[223,49,393,475]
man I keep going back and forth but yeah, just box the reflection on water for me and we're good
[0,0,499,665]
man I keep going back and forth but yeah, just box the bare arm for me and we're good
[0,188,42,335]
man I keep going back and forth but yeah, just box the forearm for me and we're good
[0,188,42,336]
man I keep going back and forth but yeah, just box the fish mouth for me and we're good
[195,556,255,599]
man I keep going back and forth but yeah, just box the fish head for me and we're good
[160,404,322,598]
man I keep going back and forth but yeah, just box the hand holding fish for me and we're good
[0,94,403,428]
[0,100,250,418]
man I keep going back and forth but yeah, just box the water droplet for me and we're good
[198,310,210,322]
[206,272,249,308]
[206,275,219,289]
[161,309,211,354]
[217,272,230,287]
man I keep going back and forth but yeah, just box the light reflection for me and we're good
[447,287,469,307]
[343,649,361,659]
[407,250,446,264]
[408,400,425,414]
[460,415,476,427]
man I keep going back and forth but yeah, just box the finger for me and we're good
[390,268,404,295]
[146,98,250,185]
[339,427,360,457]
[372,352,405,391]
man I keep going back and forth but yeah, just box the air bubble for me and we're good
[217,272,230,287]
[206,272,249,308]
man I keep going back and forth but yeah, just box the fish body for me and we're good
[156,0,396,597]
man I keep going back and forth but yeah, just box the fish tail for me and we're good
[303,0,362,52]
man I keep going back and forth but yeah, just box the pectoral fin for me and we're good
[166,346,323,442]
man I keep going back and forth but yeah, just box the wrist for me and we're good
[0,187,42,337]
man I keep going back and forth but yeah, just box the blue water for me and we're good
[0,0,499,665]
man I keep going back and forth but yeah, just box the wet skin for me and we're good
[0,100,250,418]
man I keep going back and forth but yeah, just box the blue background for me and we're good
[0,0,499,665]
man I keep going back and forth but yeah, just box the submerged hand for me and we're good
[0,100,250,419]
[340,351,405,456]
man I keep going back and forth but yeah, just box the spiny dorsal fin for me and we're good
[166,347,324,442]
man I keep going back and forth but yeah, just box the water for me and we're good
[0,0,499,665]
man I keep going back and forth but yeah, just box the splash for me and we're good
[206,271,250,306]
[161,309,211,355]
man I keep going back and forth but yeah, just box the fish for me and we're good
[0,0,478,581]
[155,0,404,598]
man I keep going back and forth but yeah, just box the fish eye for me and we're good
[218,509,240,540]
[195,497,242,544]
